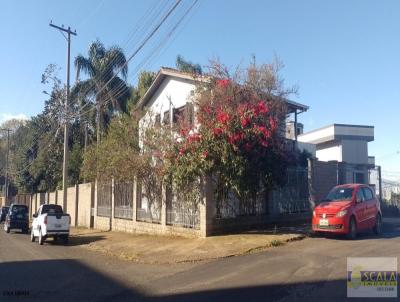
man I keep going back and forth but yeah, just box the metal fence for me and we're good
[274,167,309,214]
[136,208,161,224]
[114,182,133,220]
[166,208,200,229]
[97,182,112,217]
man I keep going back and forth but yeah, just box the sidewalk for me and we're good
[69,224,309,264]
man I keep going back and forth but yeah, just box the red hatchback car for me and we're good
[312,184,382,239]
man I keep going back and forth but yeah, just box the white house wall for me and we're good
[315,142,342,162]
[139,76,197,145]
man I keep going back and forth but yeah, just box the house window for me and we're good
[155,114,161,126]
[163,110,170,125]
[172,103,195,126]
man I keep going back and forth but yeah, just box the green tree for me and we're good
[176,55,202,74]
[74,40,130,144]
[127,71,155,111]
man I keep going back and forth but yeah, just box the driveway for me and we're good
[0,218,399,302]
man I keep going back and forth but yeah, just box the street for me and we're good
[1,218,400,302]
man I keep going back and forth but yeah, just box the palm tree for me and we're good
[73,40,130,144]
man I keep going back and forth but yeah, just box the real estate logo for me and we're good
[347,257,397,298]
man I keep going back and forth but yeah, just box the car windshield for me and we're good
[11,205,28,214]
[325,187,354,201]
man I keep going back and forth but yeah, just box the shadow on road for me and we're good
[0,259,143,302]
[149,280,399,302]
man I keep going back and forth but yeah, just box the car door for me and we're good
[354,188,367,230]
[363,187,377,228]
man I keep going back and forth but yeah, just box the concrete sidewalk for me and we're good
[69,226,308,264]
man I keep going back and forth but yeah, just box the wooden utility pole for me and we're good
[1,128,11,203]
[49,22,77,212]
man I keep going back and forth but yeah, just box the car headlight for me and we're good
[336,210,348,217]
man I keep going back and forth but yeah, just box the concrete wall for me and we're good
[49,192,57,204]
[57,190,63,206]
[77,183,93,228]
[341,139,368,164]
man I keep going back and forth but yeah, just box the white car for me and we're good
[31,204,70,245]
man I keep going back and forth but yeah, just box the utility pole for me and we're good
[1,128,11,203]
[49,22,77,213]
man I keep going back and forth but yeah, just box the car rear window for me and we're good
[42,205,63,214]
[11,205,28,214]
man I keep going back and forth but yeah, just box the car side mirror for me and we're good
[32,214,38,218]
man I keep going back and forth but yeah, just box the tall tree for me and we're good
[74,40,130,143]
[176,55,202,74]
[127,71,156,111]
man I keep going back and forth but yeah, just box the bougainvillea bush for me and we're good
[166,60,299,212]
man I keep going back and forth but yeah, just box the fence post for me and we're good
[161,184,167,227]
[94,180,98,229]
[307,158,316,210]
[110,178,114,231]
[75,184,79,227]
[132,178,137,223]
[200,175,215,237]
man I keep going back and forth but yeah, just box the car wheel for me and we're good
[38,229,45,245]
[346,217,357,240]
[30,230,35,242]
[373,214,382,235]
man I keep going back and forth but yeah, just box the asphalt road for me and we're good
[1,218,400,302]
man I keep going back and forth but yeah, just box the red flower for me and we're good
[188,133,201,143]
[213,127,224,136]
[202,151,209,158]
[216,110,230,124]
[256,101,269,115]
[216,79,230,89]
[179,148,186,156]
[269,117,278,131]
[241,117,250,128]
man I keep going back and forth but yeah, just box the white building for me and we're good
[138,67,310,147]
[298,123,376,184]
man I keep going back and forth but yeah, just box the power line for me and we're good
[68,0,183,121]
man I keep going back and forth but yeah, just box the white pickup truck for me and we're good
[31,204,70,245]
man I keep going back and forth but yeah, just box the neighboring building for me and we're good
[298,124,375,184]
[382,179,400,201]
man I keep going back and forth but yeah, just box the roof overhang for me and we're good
[298,124,374,145]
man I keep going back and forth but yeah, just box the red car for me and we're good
[312,184,382,239]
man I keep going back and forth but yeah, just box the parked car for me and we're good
[31,204,70,245]
[312,184,382,239]
[0,206,9,223]
[3,204,29,233]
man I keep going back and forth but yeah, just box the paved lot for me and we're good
[0,218,399,302]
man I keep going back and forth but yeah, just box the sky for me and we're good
[0,0,399,180]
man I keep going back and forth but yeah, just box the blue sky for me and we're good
[0,0,399,179]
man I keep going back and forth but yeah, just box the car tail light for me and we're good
[44,216,47,225]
